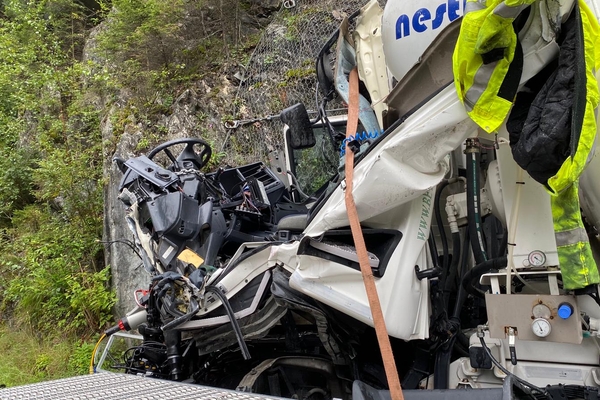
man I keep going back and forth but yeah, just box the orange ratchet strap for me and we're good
[344,67,404,400]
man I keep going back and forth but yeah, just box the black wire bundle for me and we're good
[478,335,545,397]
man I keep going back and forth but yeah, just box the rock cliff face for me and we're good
[91,0,281,316]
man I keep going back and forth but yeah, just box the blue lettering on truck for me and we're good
[396,0,463,39]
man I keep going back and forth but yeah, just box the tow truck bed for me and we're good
[0,372,281,400]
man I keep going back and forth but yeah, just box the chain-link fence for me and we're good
[223,0,386,183]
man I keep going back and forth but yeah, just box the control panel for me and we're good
[485,293,582,344]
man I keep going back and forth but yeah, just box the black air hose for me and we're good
[434,230,465,389]
[429,234,440,271]
[435,179,451,274]
[462,257,508,298]
[465,139,488,265]
[205,285,251,360]
[164,330,183,381]
[161,298,199,331]
[453,229,471,320]
[433,334,458,389]
[442,231,462,310]
[497,228,508,258]
[452,230,473,356]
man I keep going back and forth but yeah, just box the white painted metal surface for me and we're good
[495,126,560,269]
[354,0,390,128]
[291,84,476,340]
[382,0,464,81]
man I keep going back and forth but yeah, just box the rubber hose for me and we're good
[435,231,470,389]
[443,232,462,310]
[452,229,471,320]
[435,179,451,274]
[456,330,470,350]
[462,257,508,298]
[429,234,440,270]
[205,286,251,360]
[161,298,199,331]
[433,335,457,389]
[164,330,183,381]
[466,150,488,265]
[497,228,508,258]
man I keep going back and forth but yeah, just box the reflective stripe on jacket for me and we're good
[551,1,600,289]
[547,1,600,196]
[552,182,599,290]
[453,0,534,133]
[455,0,600,290]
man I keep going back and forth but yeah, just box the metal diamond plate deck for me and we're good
[0,372,282,400]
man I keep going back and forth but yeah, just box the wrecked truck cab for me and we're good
[99,0,600,399]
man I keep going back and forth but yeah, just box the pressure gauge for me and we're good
[532,318,552,338]
[528,250,547,267]
[532,303,551,319]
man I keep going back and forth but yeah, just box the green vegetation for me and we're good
[0,0,113,335]
[277,67,314,88]
[0,0,265,388]
[0,326,96,387]
[0,3,115,385]
[293,126,339,194]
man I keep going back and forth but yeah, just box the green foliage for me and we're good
[278,67,315,88]
[2,206,114,333]
[94,0,192,115]
[282,7,328,42]
[93,0,259,142]
[0,146,35,226]
[97,0,186,64]
[293,126,339,194]
[0,325,98,387]
[0,0,259,384]
[0,0,114,339]
[68,340,96,374]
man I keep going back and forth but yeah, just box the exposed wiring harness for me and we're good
[122,341,169,379]
[134,289,149,308]
[97,239,142,260]
[477,328,545,397]
[149,271,202,331]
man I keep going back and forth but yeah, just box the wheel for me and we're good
[147,137,212,171]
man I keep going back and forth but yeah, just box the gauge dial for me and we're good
[532,303,551,319]
[532,318,551,338]
[528,250,547,267]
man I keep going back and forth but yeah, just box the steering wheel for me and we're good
[147,138,212,171]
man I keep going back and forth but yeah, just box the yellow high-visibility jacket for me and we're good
[454,0,600,290]
[453,0,535,133]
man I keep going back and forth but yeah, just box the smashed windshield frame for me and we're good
[285,116,368,198]
[299,17,461,223]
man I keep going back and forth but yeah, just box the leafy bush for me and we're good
[68,340,97,375]
[0,325,98,387]
[0,0,260,385]
[0,0,114,337]
[2,206,114,333]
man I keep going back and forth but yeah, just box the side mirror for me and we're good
[281,103,315,149]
